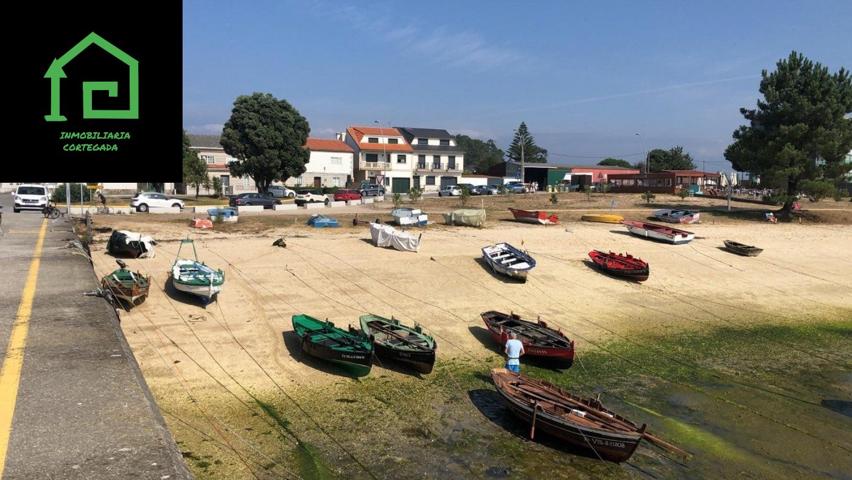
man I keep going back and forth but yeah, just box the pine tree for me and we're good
[507,122,547,163]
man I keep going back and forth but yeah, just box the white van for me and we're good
[12,184,50,212]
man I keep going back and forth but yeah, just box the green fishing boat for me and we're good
[360,314,437,373]
[101,259,150,308]
[291,314,373,376]
[170,238,224,304]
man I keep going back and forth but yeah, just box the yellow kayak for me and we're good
[581,213,624,224]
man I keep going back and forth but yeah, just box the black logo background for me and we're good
[5,1,182,182]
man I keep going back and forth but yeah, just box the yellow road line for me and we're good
[0,219,47,478]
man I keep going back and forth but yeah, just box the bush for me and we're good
[459,186,471,206]
[677,188,689,199]
[642,191,655,204]
[497,185,507,195]
[392,193,402,207]
[51,183,91,203]
[320,186,341,195]
[798,179,835,202]
[550,192,558,205]
[408,187,422,203]
[212,177,223,198]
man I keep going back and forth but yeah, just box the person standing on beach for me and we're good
[504,332,525,373]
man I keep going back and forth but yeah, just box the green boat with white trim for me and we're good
[170,239,224,303]
[292,314,373,377]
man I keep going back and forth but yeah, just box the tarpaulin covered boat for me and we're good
[443,209,486,227]
[307,214,340,228]
[292,314,373,377]
[369,223,422,252]
[482,243,535,281]
[491,369,686,462]
[508,208,559,225]
[360,314,436,373]
[170,239,224,303]
[622,221,694,244]
[653,209,700,224]
[481,310,574,364]
[207,207,238,222]
[190,218,214,229]
[106,230,156,258]
[100,259,150,308]
[588,250,649,281]
[391,208,428,227]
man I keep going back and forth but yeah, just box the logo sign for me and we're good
[5,1,182,183]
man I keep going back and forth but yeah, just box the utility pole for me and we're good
[65,182,70,215]
[521,137,525,187]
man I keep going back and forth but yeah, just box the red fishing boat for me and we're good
[622,220,694,244]
[481,311,574,365]
[508,208,559,225]
[588,250,649,281]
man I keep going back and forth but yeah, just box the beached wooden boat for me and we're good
[107,230,156,258]
[491,369,686,462]
[482,243,536,281]
[723,240,763,257]
[101,259,150,307]
[581,213,624,224]
[360,314,437,373]
[653,209,700,224]
[588,250,649,281]
[508,208,559,225]
[170,239,224,303]
[292,314,373,376]
[481,311,574,364]
[622,220,694,244]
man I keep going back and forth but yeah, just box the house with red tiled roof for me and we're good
[284,138,355,189]
[342,126,416,193]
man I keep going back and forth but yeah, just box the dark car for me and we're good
[228,192,281,209]
[334,189,362,202]
[359,183,386,197]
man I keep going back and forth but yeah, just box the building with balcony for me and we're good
[397,127,464,192]
[342,126,415,193]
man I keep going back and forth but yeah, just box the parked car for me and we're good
[12,184,51,212]
[438,185,462,197]
[130,192,185,212]
[504,182,526,193]
[359,183,386,197]
[457,183,477,195]
[268,185,296,198]
[228,192,281,209]
[473,185,499,195]
[295,190,330,206]
[333,189,362,202]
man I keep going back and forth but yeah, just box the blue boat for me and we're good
[307,214,340,228]
[207,207,238,222]
[482,243,536,282]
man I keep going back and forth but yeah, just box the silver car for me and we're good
[438,185,462,196]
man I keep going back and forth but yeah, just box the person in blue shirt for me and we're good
[504,332,525,373]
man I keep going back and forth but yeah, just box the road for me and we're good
[0,194,190,479]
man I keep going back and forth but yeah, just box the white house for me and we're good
[397,127,464,192]
[188,134,255,195]
[343,126,416,193]
[285,138,354,188]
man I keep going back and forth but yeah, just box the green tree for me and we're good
[507,122,547,164]
[597,158,632,168]
[455,135,505,173]
[221,93,310,193]
[211,176,223,199]
[798,179,836,201]
[182,131,209,198]
[458,185,471,206]
[725,52,852,212]
[638,147,696,172]
[408,187,422,203]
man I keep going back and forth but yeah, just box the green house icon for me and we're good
[44,32,139,122]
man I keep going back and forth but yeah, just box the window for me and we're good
[383,177,390,186]
[388,138,398,144]
[426,176,436,186]
[397,154,406,164]
[418,155,426,168]
[418,138,428,145]
[333,177,341,187]
[365,153,378,162]
[330,156,342,165]
[432,155,441,168]
[448,156,456,169]
[201,154,215,164]
[439,139,450,146]
[368,137,379,143]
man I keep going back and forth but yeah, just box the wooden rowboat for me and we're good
[491,368,687,462]
[653,209,700,224]
[292,314,373,377]
[622,220,694,244]
[482,243,536,281]
[481,311,574,365]
[100,260,150,307]
[360,314,436,373]
[723,240,763,257]
[588,250,649,281]
[581,213,624,224]
[508,208,559,225]
[170,239,224,303]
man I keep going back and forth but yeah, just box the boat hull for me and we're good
[581,214,624,224]
[482,243,536,282]
[171,280,222,301]
[481,311,574,364]
[300,337,372,376]
[508,208,559,225]
[373,342,436,374]
[723,240,762,257]
[588,251,649,282]
[624,222,694,244]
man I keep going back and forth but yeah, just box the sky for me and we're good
[184,0,851,172]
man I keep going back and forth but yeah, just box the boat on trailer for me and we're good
[622,220,694,244]
[588,250,649,281]
[292,314,373,376]
[101,259,150,307]
[653,209,700,224]
[482,243,536,281]
[481,310,574,365]
[170,239,224,303]
[723,240,763,257]
[360,314,437,373]
[491,368,687,463]
[508,208,559,225]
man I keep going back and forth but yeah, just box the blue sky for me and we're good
[184,0,851,171]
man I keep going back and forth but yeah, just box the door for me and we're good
[413,176,421,190]
[391,177,410,194]
[440,176,458,188]
[313,177,322,188]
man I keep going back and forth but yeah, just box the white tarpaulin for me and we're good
[442,209,486,228]
[369,223,421,252]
